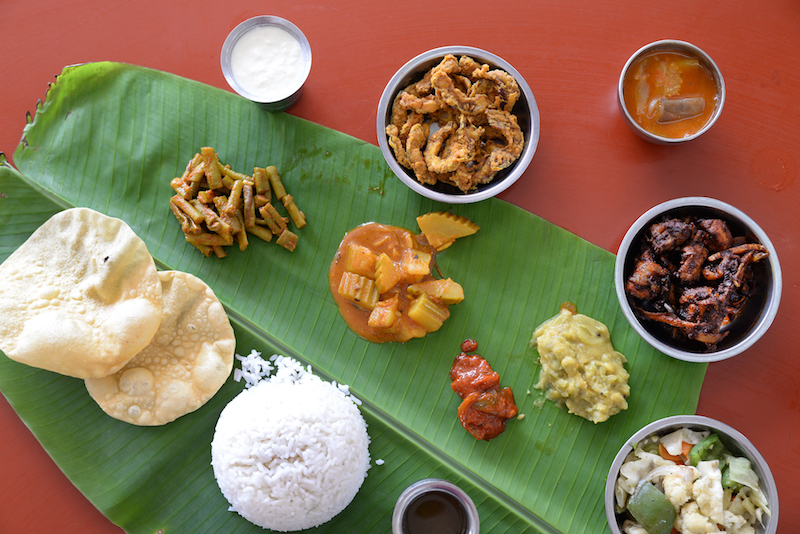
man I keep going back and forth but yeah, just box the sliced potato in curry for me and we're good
[330,221,469,343]
[416,211,480,251]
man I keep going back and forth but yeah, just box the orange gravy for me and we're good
[623,50,718,139]
[329,222,437,343]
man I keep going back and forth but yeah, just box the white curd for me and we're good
[230,25,307,102]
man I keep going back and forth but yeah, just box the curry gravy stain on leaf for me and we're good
[752,147,796,191]
[533,440,552,455]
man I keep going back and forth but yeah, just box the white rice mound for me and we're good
[211,352,371,532]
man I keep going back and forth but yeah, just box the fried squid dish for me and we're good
[625,216,769,350]
[386,55,525,193]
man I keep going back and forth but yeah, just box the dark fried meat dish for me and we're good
[677,230,709,283]
[649,218,693,254]
[625,249,671,300]
[625,217,769,350]
[700,218,733,252]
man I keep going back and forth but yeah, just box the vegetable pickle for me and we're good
[627,482,676,534]
[689,433,730,466]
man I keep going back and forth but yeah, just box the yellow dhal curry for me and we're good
[531,304,630,424]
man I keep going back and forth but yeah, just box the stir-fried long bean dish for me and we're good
[169,147,305,257]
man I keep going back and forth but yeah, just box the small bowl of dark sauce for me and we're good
[392,478,480,534]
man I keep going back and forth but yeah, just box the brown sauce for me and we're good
[328,222,438,343]
[402,490,467,534]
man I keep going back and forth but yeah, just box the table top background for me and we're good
[2,1,798,532]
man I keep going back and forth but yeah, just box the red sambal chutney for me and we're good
[449,339,518,441]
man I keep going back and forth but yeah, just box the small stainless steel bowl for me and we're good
[377,46,540,203]
[220,16,312,111]
[392,478,480,534]
[605,415,778,534]
[618,40,725,144]
[614,197,781,362]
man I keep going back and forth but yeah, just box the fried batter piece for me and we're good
[430,55,493,115]
[386,125,411,168]
[471,63,521,112]
[424,118,484,174]
[406,122,435,185]
[484,109,524,172]
[385,54,526,193]
[625,217,769,350]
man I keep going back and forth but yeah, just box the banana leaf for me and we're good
[0,62,706,534]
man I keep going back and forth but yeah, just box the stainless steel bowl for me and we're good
[377,46,540,203]
[614,197,781,362]
[220,16,312,111]
[605,415,779,534]
[392,478,480,534]
[618,40,725,144]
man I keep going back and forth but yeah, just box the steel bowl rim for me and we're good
[617,39,726,144]
[604,414,779,534]
[391,478,480,534]
[614,196,782,362]
[377,45,540,204]
[220,15,312,106]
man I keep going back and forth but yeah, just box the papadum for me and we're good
[0,208,162,379]
[85,271,235,425]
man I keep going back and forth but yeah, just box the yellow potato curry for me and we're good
[329,222,466,343]
[531,304,630,423]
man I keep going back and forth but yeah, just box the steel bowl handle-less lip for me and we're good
[617,39,726,145]
[376,45,541,204]
[604,415,780,534]
[614,196,782,363]
[391,478,480,534]
[220,15,312,110]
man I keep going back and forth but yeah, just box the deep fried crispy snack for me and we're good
[169,148,305,257]
[386,55,525,192]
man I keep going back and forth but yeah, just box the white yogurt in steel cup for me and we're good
[221,16,312,111]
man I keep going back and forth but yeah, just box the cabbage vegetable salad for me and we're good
[614,427,770,534]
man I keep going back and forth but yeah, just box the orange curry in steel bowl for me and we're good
[619,40,724,143]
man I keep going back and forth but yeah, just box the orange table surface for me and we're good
[2,1,798,532]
